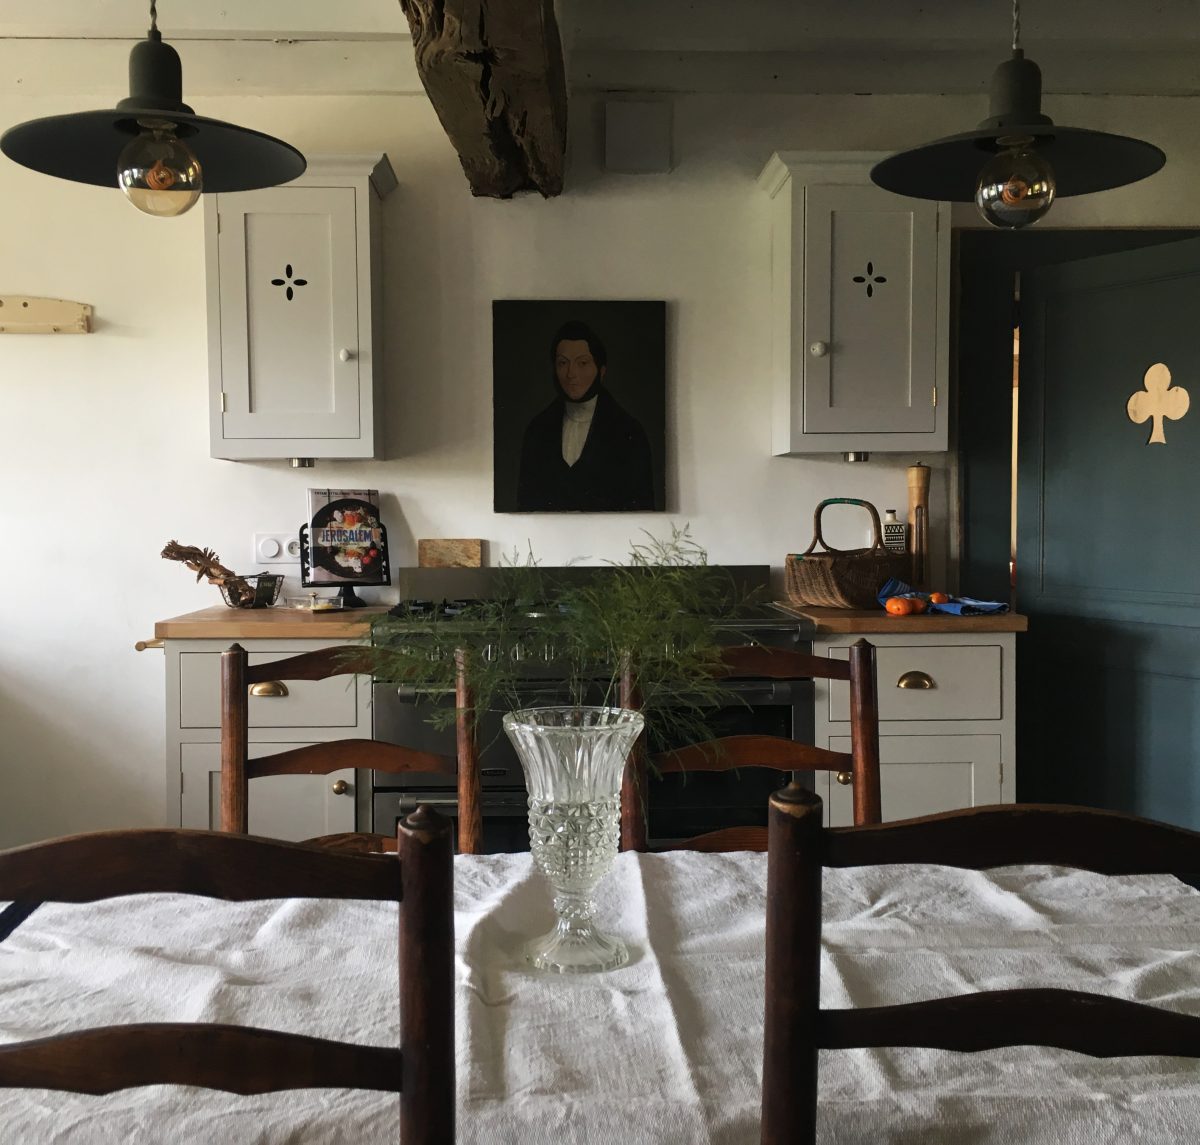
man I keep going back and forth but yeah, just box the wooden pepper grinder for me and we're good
[907,462,930,588]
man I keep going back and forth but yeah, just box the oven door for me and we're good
[371,677,815,852]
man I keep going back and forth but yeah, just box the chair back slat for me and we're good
[658,826,769,853]
[825,803,1200,873]
[719,645,851,681]
[652,735,850,775]
[0,1024,402,1096]
[245,740,456,780]
[818,989,1200,1058]
[0,829,402,903]
[244,646,375,684]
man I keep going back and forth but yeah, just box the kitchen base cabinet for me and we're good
[165,637,369,837]
[813,632,1016,827]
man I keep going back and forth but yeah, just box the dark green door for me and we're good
[1018,238,1200,826]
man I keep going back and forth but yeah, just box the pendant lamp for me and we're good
[870,0,1164,229]
[0,1,305,218]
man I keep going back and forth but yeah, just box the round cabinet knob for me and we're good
[338,348,356,362]
[331,780,350,795]
[809,341,829,358]
[835,771,853,786]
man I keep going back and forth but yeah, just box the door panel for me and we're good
[803,185,939,434]
[219,186,361,440]
[180,743,355,839]
[823,733,1002,827]
[1018,237,1200,826]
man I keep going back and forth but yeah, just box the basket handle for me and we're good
[801,498,888,556]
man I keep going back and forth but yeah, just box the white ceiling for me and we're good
[2,0,1199,97]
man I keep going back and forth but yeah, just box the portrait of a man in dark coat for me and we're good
[493,301,666,513]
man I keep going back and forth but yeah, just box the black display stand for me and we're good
[299,521,391,603]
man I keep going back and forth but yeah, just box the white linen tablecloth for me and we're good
[2,851,1200,1142]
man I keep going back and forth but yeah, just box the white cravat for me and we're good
[561,397,597,467]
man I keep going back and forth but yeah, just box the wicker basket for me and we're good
[785,499,909,610]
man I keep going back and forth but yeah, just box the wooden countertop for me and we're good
[155,603,1028,641]
[154,604,387,640]
[782,605,1028,634]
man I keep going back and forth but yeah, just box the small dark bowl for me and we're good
[219,573,284,609]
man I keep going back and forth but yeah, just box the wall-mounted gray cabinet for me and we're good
[759,152,949,455]
[204,154,396,462]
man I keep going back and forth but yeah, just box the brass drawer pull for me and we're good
[897,670,935,690]
[835,771,852,786]
[249,681,289,698]
[331,780,350,795]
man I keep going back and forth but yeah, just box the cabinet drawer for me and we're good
[178,651,358,729]
[827,643,1002,722]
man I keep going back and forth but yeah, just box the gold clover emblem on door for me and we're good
[1127,362,1190,445]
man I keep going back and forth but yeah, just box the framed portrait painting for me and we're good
[492,299,666,513]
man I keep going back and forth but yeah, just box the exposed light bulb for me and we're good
[975,136,1055,229]
[117,120,202,217]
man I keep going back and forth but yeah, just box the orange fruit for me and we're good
[929,592,950,604]
[909,598,928,614]
[885,597,914,616]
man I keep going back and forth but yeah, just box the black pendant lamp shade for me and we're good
[871,49,1164,203]
[0,26,305,194]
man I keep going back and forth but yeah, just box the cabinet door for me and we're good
[822,734,1003,828]
[803,184,940,435]
[216,186,361,441]
[180,743,356,839]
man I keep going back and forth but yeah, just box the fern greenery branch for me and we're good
[361,525,763,751]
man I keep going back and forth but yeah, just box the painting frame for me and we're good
[492,299,667,513]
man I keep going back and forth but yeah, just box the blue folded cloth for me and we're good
[877,577,1009,616]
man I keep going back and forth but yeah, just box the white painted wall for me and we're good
[2,82,1197,844]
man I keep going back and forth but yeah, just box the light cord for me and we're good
[149,1,158,36]
[1012,0,1021,53]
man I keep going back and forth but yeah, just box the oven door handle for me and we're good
[388,685,455,703]
[718,681,806,702]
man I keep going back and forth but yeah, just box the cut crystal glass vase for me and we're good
[502,706,644,974]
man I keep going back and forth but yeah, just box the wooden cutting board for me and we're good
[417,539,484,568]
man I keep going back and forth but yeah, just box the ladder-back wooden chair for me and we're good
[221,642,482,854]
[620,638,881,852]
[762,783,1200,1145]
[0,808,454,1145]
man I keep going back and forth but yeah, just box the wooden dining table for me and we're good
[3,849,1200,1142]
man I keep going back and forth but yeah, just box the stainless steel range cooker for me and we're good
[371,566,816,852]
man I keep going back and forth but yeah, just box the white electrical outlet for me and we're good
[252,532,300,565]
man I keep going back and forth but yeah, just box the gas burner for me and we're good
[387,597,485,621]
[388,598,433,619]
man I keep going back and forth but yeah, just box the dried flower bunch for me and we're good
[161,540,261,608]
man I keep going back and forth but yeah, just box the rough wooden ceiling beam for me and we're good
[399,0,567,198]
